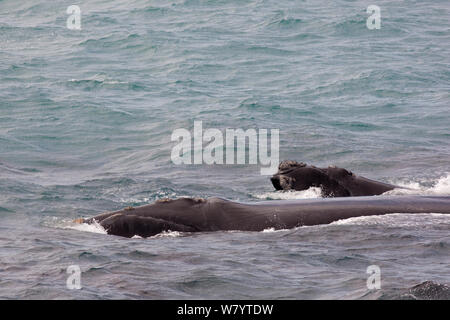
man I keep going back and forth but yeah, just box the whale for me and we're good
[271,160,402,197]
[77,195,450,238]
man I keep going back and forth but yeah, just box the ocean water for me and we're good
[0,0,449,299]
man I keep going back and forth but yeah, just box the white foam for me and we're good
[116,191,178,204]
[63,220,107,235]
[262,227,290,233]
[253,187,322,200]
[61,220,183,238]
[68,74,128,85]
[385,173,450,196]
[118,197,151,203]
[331,213,450,227]
[430,174,450,194]
[150,230,183,238]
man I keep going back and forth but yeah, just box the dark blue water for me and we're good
[0,0,449,299]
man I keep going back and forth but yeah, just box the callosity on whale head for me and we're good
[270,160,397,197]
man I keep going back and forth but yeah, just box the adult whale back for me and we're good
[79,195,450,238]
[271,160,401,197]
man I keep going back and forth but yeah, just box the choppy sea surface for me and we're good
[0,0,449,299]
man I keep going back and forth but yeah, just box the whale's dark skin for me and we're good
[79,195,450,238]
[271,160,401,197]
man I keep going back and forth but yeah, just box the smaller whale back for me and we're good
[271,161,401,197]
